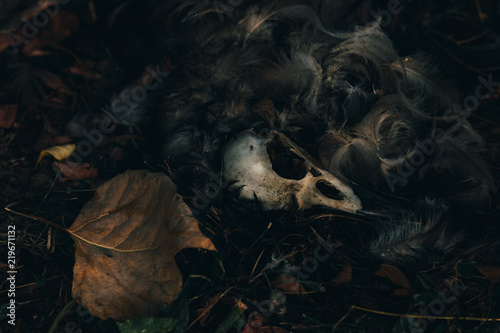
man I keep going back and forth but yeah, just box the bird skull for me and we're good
[223,130,362,213]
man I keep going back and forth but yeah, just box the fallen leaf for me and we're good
[22,11,80,56]
[272,274,307,295]
[35,143,76,167]
[241,311,265,333]
[242,312,289,333]
[52,161,98,181]
[474,264,500,284]
[331,263,352,285]
[0,105,17,128]
[235,298,248,312]
[70,170,216,321]
[374,264,412,291]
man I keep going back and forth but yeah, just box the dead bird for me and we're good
[83,0,498,265]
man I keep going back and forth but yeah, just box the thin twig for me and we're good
[333,305,355,332]
[352,305,500,321]
[5,203,67,233]
[186,287,233,330]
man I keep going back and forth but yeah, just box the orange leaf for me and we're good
[474,264,500,284]
[272,274,306,294]
[70,170,216,321]
[52,161,98,181]
[331,263,352,285]
[374,263,412,290]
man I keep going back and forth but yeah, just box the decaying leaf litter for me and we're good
[1,1,500,333]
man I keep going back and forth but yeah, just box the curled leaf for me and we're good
[35,143,76,167]
[374,263,412,291]
[70,170,216,321]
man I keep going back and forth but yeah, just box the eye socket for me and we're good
[316,179,344,200]
[267,136,308,180]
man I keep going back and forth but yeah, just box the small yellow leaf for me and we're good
[35,144,76,167]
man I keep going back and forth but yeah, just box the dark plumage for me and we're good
[97,0,497,265]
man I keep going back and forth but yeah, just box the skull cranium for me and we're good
[223,130,362,213]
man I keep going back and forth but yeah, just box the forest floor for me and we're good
[1,1,500,332]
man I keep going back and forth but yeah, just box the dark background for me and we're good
[1,1,499,332]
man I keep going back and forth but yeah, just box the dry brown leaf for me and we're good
[374,263,412,291]
[22,11,79,56]
[241,311,265,333]
[0,105,18,128]
[272,274,307,295]
[331,263,353,285]
[474,264,500,284]
[235,298,248,312]
[52,161,98,181]
[70,170,216,321]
